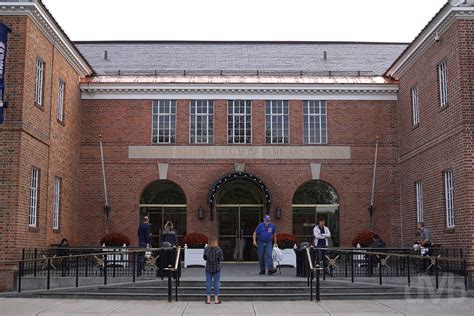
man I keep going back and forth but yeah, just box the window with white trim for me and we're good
[228,100,251,144]
[303,100,327,144]
[29,167,39,227]
[415,181,423,223]
[411,86,420,126]
[438,61,448,107]
[444,170,455,228]
[34,58,45,105]
[152,100,176,144]
[57,80,65,122]
[265,100,289,144]
[53,176,61,230]
[190,100,213,144]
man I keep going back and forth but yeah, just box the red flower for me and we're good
[351,231,376,247]
[100,232,131,247]
[181,233,208,248]
[276,232,297,249]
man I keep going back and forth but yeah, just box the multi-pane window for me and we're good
[415,181,424,223]
[265,100,289,144]
[228,100,252,144]
[53,177,61,230]
[303,100,327,144]
[438,61,448,107]
[190,100,213,144]
[444,170,455,228]
[411,86,420,126]
[34,58,45,105]
[152,100,176,143]
[57,80,65,122]
[29,167,39,227]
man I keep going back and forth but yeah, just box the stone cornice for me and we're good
[386,5,474,79]
[0,1,94,76]
[80,83,399,101]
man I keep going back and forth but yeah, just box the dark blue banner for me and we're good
[0,22,9,124]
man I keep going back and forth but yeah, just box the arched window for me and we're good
[139,180,187,247]
[292,180,340,246]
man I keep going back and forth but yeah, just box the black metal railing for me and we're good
[304,247,470,295]
[17,247,182,301]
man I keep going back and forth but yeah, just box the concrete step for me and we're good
[29,290,462,301]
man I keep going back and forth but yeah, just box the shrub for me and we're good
[181,232,208,248]
[351,230,376,247]
[276,232,297,249]
[100,232,131,247]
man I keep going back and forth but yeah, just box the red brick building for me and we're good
[0,0,473,290]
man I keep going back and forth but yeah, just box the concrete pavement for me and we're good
[1,297,474,315]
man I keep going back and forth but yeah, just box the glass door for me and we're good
[216,205,262,262]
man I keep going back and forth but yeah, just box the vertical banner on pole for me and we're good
[0,22,10,124]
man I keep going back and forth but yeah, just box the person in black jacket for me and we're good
[203,236,224,304]
[162,221,177,246]
[137,216,151,276]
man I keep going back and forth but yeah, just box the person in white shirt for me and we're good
[313,218,331,248]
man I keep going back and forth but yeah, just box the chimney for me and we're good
[104,50,109,60]
[323,51,328,61]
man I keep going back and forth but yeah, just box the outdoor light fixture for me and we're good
[275,207,282,219]
[197,206,204,219]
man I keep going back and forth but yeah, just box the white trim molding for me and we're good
[81,83,399,101]
[386,3,474,79]
[0,0,93,76]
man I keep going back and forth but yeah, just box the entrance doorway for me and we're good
[213,176,267,262]
[139,180,187,247]
[217,205,262,261]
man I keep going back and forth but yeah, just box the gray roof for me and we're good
[75,41,408,76]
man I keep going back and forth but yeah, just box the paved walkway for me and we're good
[1,297,473,315]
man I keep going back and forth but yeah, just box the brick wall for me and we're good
[397,19,474,266]
[0,15,83,290]
[78,98,400,249]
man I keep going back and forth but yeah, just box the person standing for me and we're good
[162,221,177,246]
[417,222,433,273]
[203,236,224,304]
[253,215,277,275]
[313,218,331,248]
[137,216,151,276]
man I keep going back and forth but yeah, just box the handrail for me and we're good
[323,247,469,263]
[305,247,323,301]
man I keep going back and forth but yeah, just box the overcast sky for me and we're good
[42,0,447,42]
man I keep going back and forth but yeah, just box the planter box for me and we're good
[274,248,297,268]
[184,247,206,268]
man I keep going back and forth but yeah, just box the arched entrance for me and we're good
[139,180,187,247]
[210,172,271,261]
[292,180,340,246]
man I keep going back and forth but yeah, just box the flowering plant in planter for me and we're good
[181,232,208,249]
[351,230,376,247]
[100,232,131,247]
[276,233,297,249]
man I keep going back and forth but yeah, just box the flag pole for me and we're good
[369,137,379,231]
[99,134,109,234]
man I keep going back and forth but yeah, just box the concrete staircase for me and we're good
[16,279,463,301]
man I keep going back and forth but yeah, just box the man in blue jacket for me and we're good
[137,216,151,276]
[253,215,277,275]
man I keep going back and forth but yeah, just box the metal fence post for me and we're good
[350,253,354,283]
[435,258,439,290]
[132,252,136,283]
[47,258,51,290]
[75,256,79,287]
[18,260,23,293]
[167,265,172,302]
[316,266,321,302]
[310,270,313,301]
[463,260,468,291]
[379,256,383,285]
[85,256,88,277]
[407,256,411,287]
[104,255,108,286]
[33,248,38,277]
